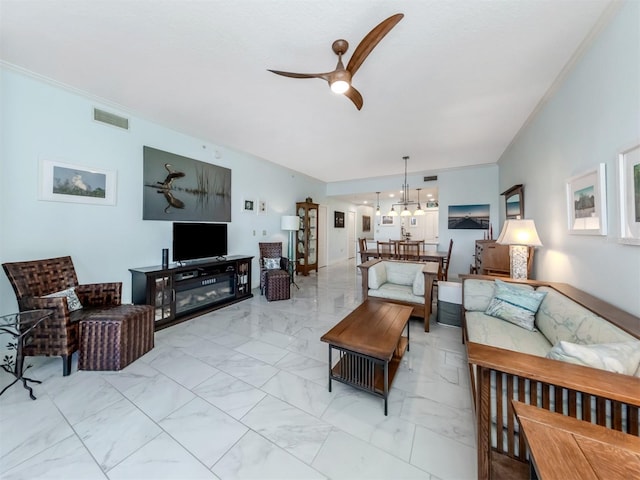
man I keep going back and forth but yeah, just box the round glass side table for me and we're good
[0,309,53,400]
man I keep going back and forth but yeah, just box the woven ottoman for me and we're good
[78,304,154,371]
[265,270,290,301]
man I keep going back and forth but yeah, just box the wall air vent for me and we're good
[423,175,438,182]
[93,108,129,130]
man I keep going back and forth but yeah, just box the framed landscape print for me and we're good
[39,159,116,205]
[618,144,640,244]
[565,163,607,235]
[381,215,394,226]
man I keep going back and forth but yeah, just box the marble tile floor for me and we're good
[0,260,476,480]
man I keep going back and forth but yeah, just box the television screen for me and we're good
[172,222,227,262]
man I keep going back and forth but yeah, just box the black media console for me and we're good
[130,255,253,330]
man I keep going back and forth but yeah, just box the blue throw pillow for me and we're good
[485,280,547,331]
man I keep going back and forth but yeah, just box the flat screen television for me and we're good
[172,222,227,262]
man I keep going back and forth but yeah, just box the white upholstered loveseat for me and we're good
[358,259,440,331]
[461,275,640,479]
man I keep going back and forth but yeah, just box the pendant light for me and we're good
[413,188,425,216]
[387,156,424,216]
[375,191,381,216]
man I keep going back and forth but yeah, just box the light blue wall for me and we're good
[0,68,325,313]
[498,0,640,316]
[438,165,500,278]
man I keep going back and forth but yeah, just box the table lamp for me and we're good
[496,219,542,279]
[281,215,300,286]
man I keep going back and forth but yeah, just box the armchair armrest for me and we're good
[279,257,290,271]
[23,295,70,321]
[76,282,122,307]
[421,262,440,332]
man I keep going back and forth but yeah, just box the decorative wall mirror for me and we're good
[502,184,524,219]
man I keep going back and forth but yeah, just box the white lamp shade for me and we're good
[281,215,300,231]
[496,219,542,246]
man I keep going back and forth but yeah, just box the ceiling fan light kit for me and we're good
[268,13,404,110]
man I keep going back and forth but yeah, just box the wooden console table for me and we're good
[320,300,412,415]
[513,401,640,480]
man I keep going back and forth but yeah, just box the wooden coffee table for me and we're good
[320,300,412,415]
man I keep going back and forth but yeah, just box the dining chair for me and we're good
[377,241,396,260]
[399,241,420,261]
[441,239,454,281]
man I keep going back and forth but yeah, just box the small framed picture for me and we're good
[566,164,607,235]
[39,159,117,205]
[410,217,418,227]
[381,215,394,226]
[362,215,371,232]
[334,211,345,228]
[241,198,255,213]
[618,144,640,245]
[257,198,267,215]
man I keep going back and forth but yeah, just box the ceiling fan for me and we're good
[268,13,404,110]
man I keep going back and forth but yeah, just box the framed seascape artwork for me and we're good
[143,146,231,221]
[448,204,490,229]
[39,160,116,205]
[618,144,640,245]
[566,164,607,235]
[362,215,371,232]
[334,211,345,228]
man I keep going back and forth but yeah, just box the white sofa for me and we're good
[461,275,640,480]
[358,259,440,332]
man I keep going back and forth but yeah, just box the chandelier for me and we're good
[388,156,425,217]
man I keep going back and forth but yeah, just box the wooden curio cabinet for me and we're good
[296,201,319,276]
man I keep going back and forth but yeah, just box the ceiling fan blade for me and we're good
[346,13,404,77]
[344,86,363,110]
[267,69,330,81]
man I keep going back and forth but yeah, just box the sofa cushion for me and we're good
[463,279,497,311]
[368,283,423,305]
[485,280,546,331]
[384,261,421,287]
[466,311,552,357]
[535,287,636,346]
[412,269,425,296]
[368,262,387,289]
[547,340,640,375]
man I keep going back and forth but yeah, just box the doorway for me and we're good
[348,211,356,259]
[318,205,328,268]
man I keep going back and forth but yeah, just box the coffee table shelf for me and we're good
[330,336,407,395]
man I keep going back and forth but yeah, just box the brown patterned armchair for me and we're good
[258,242,290,295]
[3,256,128,376]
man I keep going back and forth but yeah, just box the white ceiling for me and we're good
[0,0,614,185]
